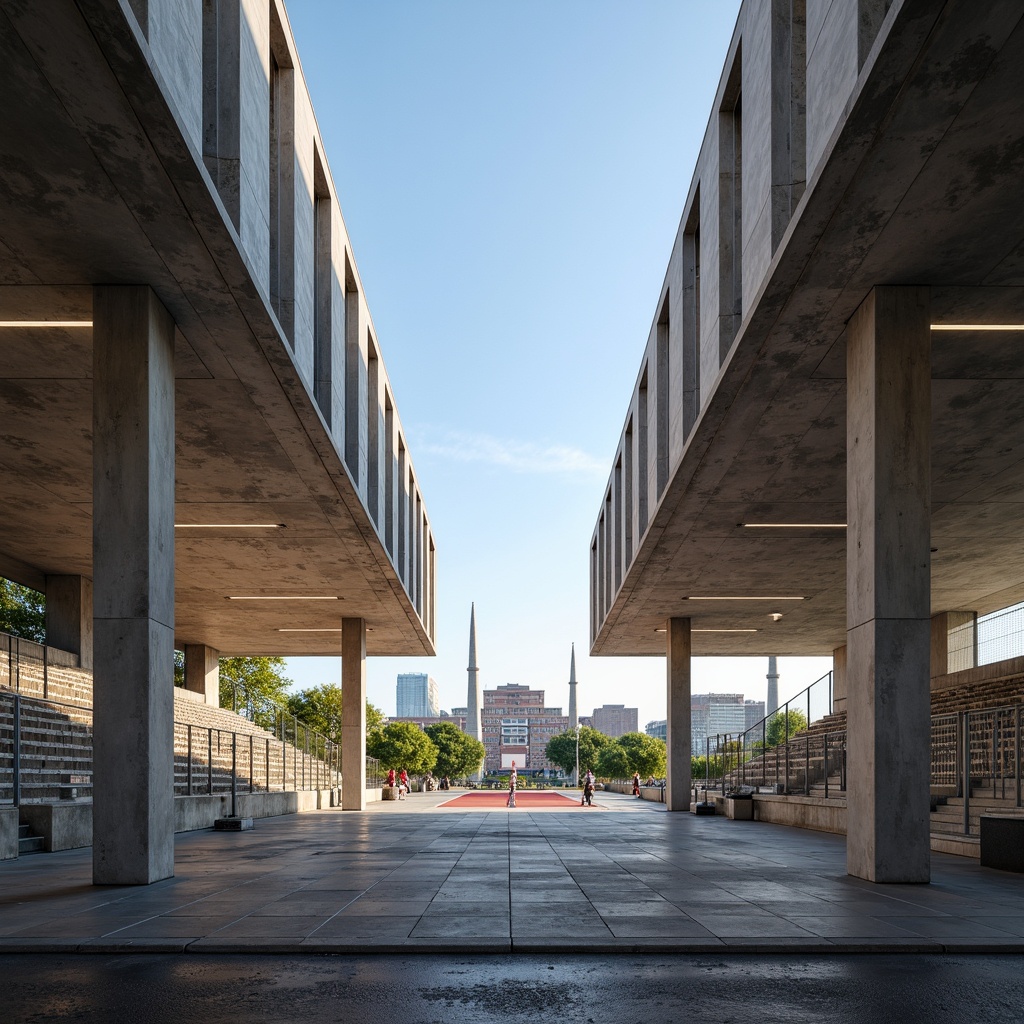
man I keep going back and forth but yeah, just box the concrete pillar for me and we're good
[846,285,931,884]
[44,575,93,669]
[184,644,220,704]
[832,645,847,714]
[92,285,176,886]
[930,611,976,679]
[666,617,692,811]
[341,617,366,810]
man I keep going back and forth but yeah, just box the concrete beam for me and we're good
[184,644,219,704]
[341,616,366,810]
[45,575,93,669]
[846,286,931,884]
[92,285,176,886]
[666,618,692,811]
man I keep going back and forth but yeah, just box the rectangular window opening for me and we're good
[313,147,332,422]
[656,294,670,497]
[343,255,360,483]
[384,393,395,556]
[614,455,624,591]
[683,191,701,439]
[718,48,742,364]
[366,336,380,525]
[771,0,806,251]
[624,418,634,567]
[201,0,241,227]
[397,437,408,583]
[638,367,649,537]
[269,9,295,345]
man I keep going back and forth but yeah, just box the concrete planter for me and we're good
[382,786,400,801]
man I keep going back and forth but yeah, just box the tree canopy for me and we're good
[0,578,45,643]
[424,721,485,779]
[765,709,809,747]
[615,732,667,778]
[220,657,292,729]
[596,742,630,779]
[545,726,610,776]
[286,683,385,745]
[367,721,437,774]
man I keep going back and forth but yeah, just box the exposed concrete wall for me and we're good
[148,0,203,153]
[20,803,92,853]
[754,793,847,834]
[0,807,17,861]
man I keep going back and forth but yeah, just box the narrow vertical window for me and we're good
[604,492,613,612]
[384,393,395,555]
[127,0,148,36]
[656,294,670,497]
[771,0,806,250]
[718,48,742,364]
[591,540,599,639]
[397,437,407,582]
[269,10,295,343]
[598,513,607,623]
[624,418,634,567]
[614,455,623,590]
[683,192,701,438]
[313,147,332,422]
[343,256,360,483]
[366,336,380,524]
[202,0,241,226]
[415,492,423,614]
[638,368,649,537]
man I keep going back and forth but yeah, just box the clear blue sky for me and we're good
[282,1,833,724]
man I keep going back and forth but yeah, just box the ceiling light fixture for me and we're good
[769,612,784,622]
[227,596,339,601]
[684,596,805,601]
[742,523,846,529]
[930,324,1024,331]
[693,628,759,633]
[277,628,343,632]
[0,320,93,328]
[176,523,285,529]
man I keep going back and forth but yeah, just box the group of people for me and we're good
[581,768,595,806]
[385,767,409,798]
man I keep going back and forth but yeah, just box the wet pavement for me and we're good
[0,790,1023,953]
[2,952,1024,1023]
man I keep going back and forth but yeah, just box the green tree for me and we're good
[615,732,667,778]
[220,657,292,729]
[367,721,437,774]
[545,726,610,777]
[765,709,809,748]
[596,742,630,779]
[0,578,45,643]
[424,721,485,780]
[692,753,723,780]
[286,683,385,745]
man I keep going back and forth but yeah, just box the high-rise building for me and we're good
[691,693,747,754]
[590,704,638,738]
[645,720,667,741]
[744,699,766,732]
[481,684,568,773]
[396,673,439,718]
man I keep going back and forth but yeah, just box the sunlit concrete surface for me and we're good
[0,792,1022,954]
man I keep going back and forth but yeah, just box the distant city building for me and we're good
[450,706,468,717]
[578,715,593,729]
[590,704,638,738]
[744,700,766,732]
[645,720,667,741]
[396,673,439,718]
[691,693,747,754]
[482,684,568,773]
[392,714,467,733]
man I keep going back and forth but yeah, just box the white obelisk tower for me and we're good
[767,656,780,716]
[467,603,482,781]
[568,643,579,785]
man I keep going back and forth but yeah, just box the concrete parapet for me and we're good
[0,807,17,860]
[603,782,666,803]
[20,803,92,851]
[753,793,847,835]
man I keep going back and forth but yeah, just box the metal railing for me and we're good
[948,603,1024,670]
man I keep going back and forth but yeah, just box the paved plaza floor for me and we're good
[1,790,1022,954]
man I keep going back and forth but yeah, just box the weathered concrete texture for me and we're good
[91,286,176,887]
[19,803,92,852]
[846,286,932,884]
[666,618,692,811]
[44,575,93,670]
[0,807,17,860]
[341,617,366,811]
[183,644,219,703]
[754,793,847,834]
[175,790,337,832]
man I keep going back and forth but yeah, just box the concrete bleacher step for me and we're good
[18,823,44,855]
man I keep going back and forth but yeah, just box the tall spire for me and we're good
[568,643,578,729]
[766,655,779,716]
[467,603,482,780]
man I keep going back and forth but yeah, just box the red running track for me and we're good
[437,791,603,809]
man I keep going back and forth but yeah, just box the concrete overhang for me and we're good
[0,1,433,656]
[594,0,1024,658]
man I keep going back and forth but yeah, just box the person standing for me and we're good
[583,768,595,806]
[632,772,641,798]
[507,763,518,808]
[399,767,409,799]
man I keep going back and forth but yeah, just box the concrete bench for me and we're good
[980,815,1024,872]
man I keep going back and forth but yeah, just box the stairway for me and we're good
[18,823,43,855]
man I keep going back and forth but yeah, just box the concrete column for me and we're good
[44,575,93,669]
[846,285,931,884]
[184,644,219,704]
[341,617,366,810]
[666,617,692,811]
[832,645,847,714]
[92,285,176,886]
[930,611,976,678]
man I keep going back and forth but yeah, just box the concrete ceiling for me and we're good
[595,1,1024,657]
[0,2,430,656]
